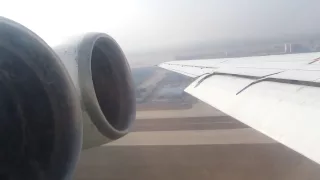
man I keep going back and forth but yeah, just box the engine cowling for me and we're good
[54,33,136,149]
[0,17,82,179]
[0,17,136,179]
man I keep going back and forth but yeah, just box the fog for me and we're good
[1,0,320,53]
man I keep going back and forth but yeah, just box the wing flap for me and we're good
[185,72,320,164]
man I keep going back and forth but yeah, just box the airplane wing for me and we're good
[158,52,320,165]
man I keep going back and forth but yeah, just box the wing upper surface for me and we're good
[159,52,320,77]
[158,52,320,164]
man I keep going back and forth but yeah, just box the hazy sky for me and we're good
[1,0,320,53]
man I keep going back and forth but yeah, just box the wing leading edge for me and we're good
[159,52,320,165]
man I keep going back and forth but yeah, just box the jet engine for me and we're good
[0,17,135,180]
[54,33,136,149]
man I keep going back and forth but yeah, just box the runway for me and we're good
[131,116,248,132]
[75,144,320,180]
[136,102,224,119]
[74,109,320,180]
[108,116,273,146]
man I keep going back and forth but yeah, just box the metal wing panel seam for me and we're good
[236,71,285,95]
[194,72,262,88]
[165,63,218,69]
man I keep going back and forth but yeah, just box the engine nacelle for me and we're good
[0,17,82,179]
[54,33,136,149]
[0,17,136,179]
